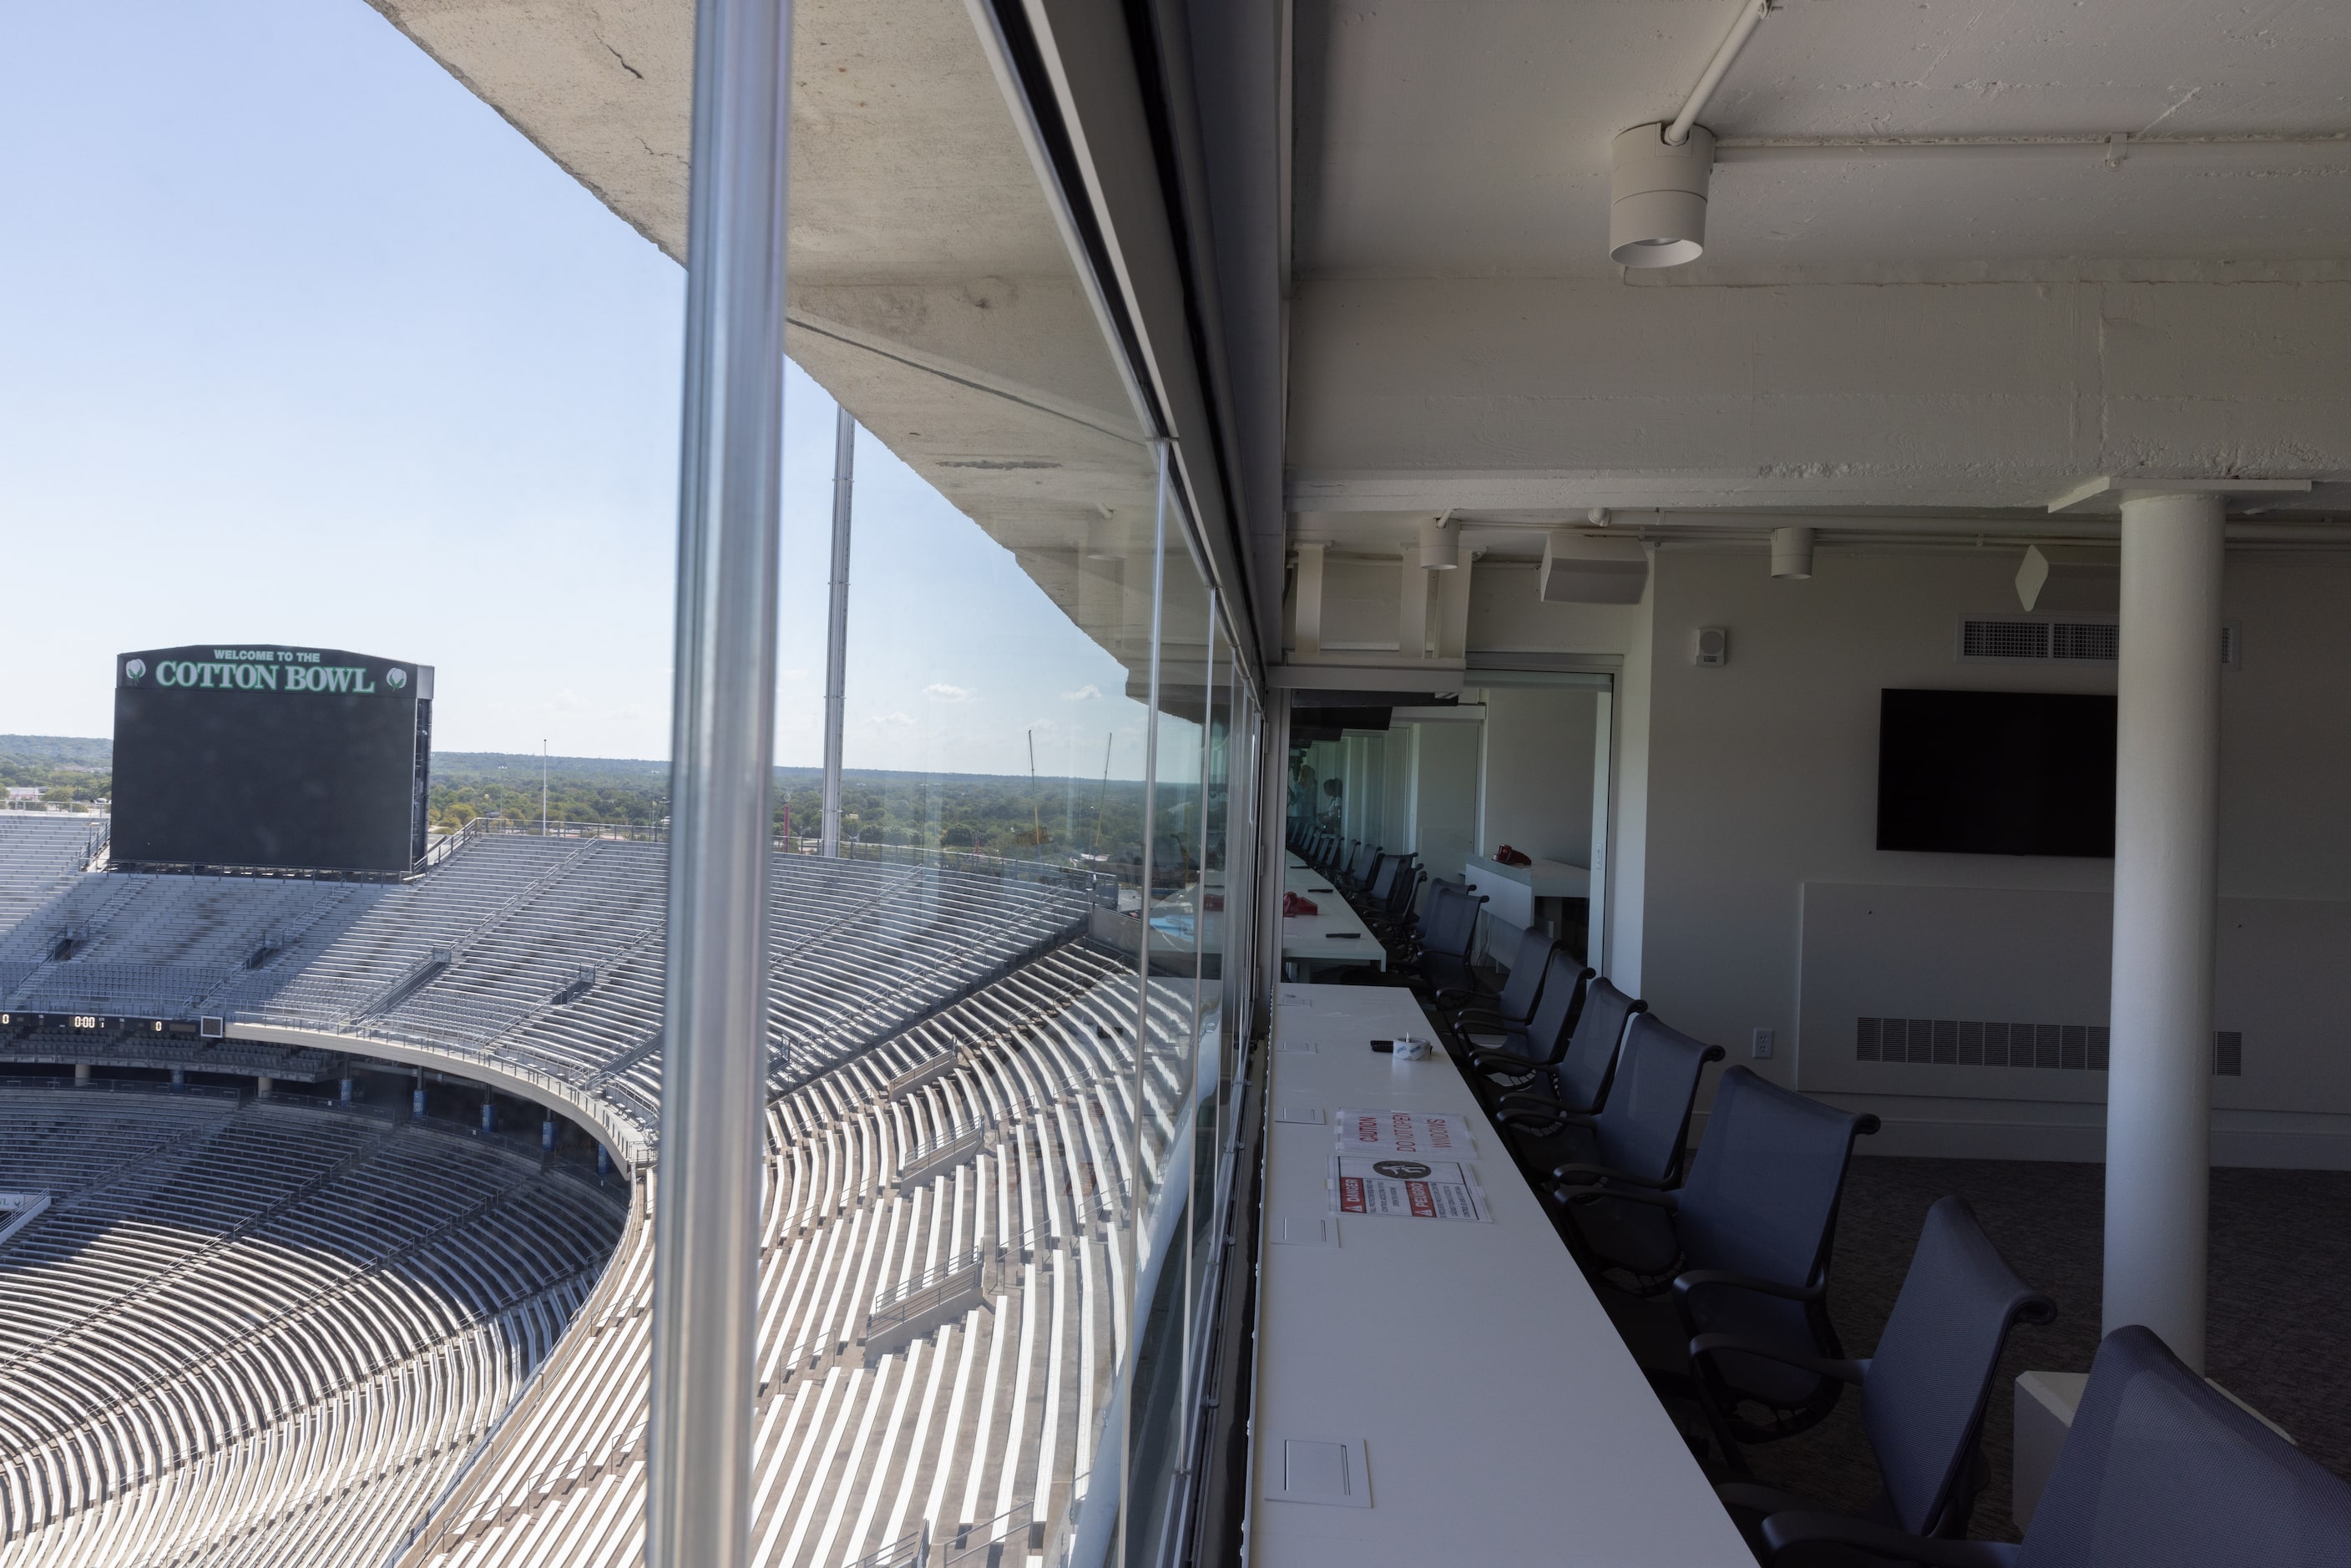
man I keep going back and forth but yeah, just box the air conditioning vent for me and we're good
[1959,620,2050,661]
[2049,621,2119,662]
[1958,617,2238,668]
[1857,1016,2241,1076]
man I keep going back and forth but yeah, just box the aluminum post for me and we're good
[821,405,855,857]
[648,0,791,1561]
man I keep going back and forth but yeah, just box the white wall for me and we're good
[1475,686,1598,867]
[1409,721,1480,890]
[1631,547,2351,1166]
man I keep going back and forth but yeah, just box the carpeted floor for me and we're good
[1732,1156,2351,1542]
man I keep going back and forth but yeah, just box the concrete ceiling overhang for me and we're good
[1286,0,2351,561]
[364,0,1252,672]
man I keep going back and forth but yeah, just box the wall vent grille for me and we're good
[1960,620,2051,661]
[1856,1017,2241,1076]
[1957,618,2238,667]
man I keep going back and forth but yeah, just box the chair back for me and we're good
[2021,1324,2351,1567]
[1586,1012,1717,1182]
[1488,926,1561,1021]
[1350,842,1382,884]
[1676,1068,1878,1420]
[1366,854,1401,904]
[1386,864,1423,920]
[1420,883,1484,960]
[1550,977,1643,1110]
[1866,1196,2055,1536]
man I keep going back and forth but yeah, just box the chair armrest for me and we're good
[1493,1106,1589,1129]
[1713,1482,1813,1518]
[1555,1183,1680,1211]
[1690,1334,1866,1388]
[1469,1049,1545,1072]
[1493,1088,1580,1110]
[1549,1161,1674,1189]
[1758,1513,2020,1568]
[1671,1269,1826,1308]
[1494,1100,1590,1126]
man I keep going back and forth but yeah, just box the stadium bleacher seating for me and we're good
[393,942,1150,1568]
[0,1086,624,1565]
[0,827,1151,1566]
[0,817,105,939]
[2,834,1097,1151]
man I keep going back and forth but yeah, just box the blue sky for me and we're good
[0,0,1147,781]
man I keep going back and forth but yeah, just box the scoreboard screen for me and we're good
[112,645,433,874]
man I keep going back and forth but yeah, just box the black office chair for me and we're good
[1455,953,1587,1105]
[1406,882,1485,994]
[1759,1323,2351,1568]
[1437,924,1559,1032]
[1498,1009,1716,1186]
[1711,1196,2054,1531]
[1467,969,1636,1105]
[1367,862,1424,938]
[1559,1066,1879,1447]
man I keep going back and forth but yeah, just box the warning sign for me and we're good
[1329,1155,1491,1223]
[1334,1107,1479,1159]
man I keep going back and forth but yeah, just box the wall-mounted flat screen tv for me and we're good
[1875,689,2116,857]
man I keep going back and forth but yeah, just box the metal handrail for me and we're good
[867,1248,985,1331]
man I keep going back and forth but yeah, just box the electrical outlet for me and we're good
[1752,1027,1774,1060]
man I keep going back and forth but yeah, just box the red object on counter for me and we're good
[1282,891,1320,917]
[1492,844,1532,867]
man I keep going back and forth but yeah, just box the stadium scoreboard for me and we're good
[113,645,433,875]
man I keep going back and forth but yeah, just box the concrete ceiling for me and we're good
[365,0,1165,661]
[1296,0,2351,280]
[361,0,2351,636]
[1285,0,2351,565]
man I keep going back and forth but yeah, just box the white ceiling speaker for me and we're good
[1610,122,1716,268]
[1418,513,1459,569]
[1539,534,1649,604]
[1770,525,1815,579]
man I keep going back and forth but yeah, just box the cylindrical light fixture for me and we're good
[1418,514,1459,569]
[1770,525,1815,579]
[1610,122,1716,268]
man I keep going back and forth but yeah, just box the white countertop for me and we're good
[1247,983,1750,1567]
[1282,854,1385,969]
[1464,852,1590,898]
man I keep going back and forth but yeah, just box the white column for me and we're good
[1290,543,1325,657]
[2104,488,2224,1372]
[1398,550,1430,660]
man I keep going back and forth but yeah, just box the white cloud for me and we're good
[923,682,977,703]
[1029,718,1059,732]
[1063,683,1102,701]
[860,711,914,729]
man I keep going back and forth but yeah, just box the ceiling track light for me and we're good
[1610,122,1716,267]
[1418,513,1460,570]
[1770,525,1815,579]
[1610,0,1769,268]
